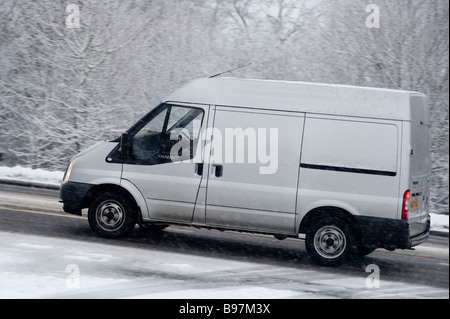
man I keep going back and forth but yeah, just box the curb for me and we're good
[430,230,449,238]
[0,179,60,190]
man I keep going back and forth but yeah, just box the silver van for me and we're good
[60,77,431,266]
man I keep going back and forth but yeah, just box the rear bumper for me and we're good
[355,215,430,250]
[410,216,431,248]
[59,181,93,216]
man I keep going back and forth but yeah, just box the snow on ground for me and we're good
[0,165,63,188]
[0,231,448,299]
[0,165,448,233]
[0,231,314,299]
[431,213,449,233]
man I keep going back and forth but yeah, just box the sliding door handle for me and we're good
[195,163,203,176]
[213,164,223,177]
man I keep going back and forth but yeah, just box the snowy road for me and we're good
[0,184,448,299]
[0,229,448,300]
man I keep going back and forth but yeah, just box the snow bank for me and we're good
[0,165,64,187]
[430,213,449,233]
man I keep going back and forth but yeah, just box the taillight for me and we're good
[402,190,410,220]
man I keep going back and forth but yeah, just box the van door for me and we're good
[409,95,431,236]
[205,107,305,234]
[121,103,208,223]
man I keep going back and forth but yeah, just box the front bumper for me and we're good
[59,181,93,216]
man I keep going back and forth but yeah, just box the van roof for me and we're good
[163,77,424,120]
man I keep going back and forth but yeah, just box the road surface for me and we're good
[0,183,448,299]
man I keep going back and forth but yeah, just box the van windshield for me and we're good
[167,108,203,134]
[130,104,204,165]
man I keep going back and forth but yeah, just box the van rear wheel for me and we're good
[305,217,357,266]
[88,193,136,239]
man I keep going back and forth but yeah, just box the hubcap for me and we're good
[96,200,125,232]
[314,225,347,259]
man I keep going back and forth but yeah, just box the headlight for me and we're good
[63,161,73,182]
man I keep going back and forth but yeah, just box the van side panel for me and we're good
[297,115,401,227]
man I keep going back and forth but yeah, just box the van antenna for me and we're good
[209,63,252,78]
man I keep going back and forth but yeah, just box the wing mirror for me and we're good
[119,132,131,157]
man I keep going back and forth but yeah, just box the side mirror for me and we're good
[119,132,131,157]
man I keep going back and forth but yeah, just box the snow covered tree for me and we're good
[0,0,221,169]
[0,0,447,213]
[309,0,449,213]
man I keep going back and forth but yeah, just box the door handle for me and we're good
[195,163,203,176]
[213,164,223,178]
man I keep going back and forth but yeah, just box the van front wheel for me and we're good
[305,217,357,266]
[88,193,136,239]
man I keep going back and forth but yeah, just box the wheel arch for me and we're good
[299,206,362,240]
[82,183,142,220]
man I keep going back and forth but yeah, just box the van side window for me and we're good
[131,105,204,165]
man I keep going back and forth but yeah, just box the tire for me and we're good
[305,217,358,266]
[88,192,137,239]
